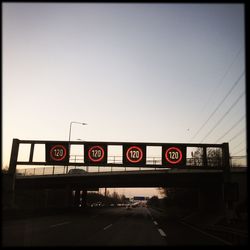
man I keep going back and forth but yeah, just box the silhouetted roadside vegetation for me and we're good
[86,191,128,207]
[147,187,199,219]
[2,180,130,220]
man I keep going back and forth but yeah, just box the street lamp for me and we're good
[67,122,87,174]
[68,121,87,160]
[69,121,87,142]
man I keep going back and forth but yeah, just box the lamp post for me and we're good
[67,121,87,173]
[69,121,87,143]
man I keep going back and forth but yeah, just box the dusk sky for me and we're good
[2,3,246,197]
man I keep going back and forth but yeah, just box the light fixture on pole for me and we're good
[69,121,87,142]
[67,122,87,173]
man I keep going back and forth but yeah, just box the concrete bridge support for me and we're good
[64,185,73,208]
[73,189,81,207]
[63,187,88,208]
[2,174,16,209]
[81,189,87,208]
[198,184,225,214]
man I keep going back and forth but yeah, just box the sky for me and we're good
[2,3,246,198]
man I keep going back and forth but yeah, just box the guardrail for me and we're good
[230,156,247,168]
[15,155,246,177]
[15,156,164,176]
[205,224,248,245]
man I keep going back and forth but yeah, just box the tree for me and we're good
[187,147,222,167]
[147,196,159,207]
[190,147,203,166]
[120,194,127,203]
[1,165,9,173]
[111,191,120,200]
[207,148,222,167]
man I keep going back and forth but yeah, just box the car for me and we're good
[68,169,87,175]
[16,172,23,176]
[126,204,132,210]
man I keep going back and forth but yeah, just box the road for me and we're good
[2,206,228,246]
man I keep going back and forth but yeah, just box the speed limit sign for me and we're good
[123,144,146,166]
[88,145,105,162]
[162,145,186,167]
[84,143,107,165]
[126,146,143,163]
[165,147,183,164]
[46,142,69,165]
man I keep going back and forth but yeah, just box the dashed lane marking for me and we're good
[49,221,71,228]
[179,220,232,245]
[103,224,113,230]
[158,228,167,237]
[147,208,167,239]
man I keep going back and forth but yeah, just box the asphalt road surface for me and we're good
[2,206,228,246]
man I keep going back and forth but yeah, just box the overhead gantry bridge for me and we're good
[9,139,231,171]
[5,138,244,211]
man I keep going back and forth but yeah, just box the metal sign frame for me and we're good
[8,139,230,174]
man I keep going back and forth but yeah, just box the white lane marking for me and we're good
[91,214,100,219]
[103,224,113,230]
[179,221,232,245]
[146,209,154,220]
[147,208,167,238]
[158,228,167,237]
[24,221,32,246]
[49,221,71,228]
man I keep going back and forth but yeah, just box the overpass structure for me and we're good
[5,139,246,212]
[9,139,230,169]
[15,169,225,189]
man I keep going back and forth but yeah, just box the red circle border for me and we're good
[88,146,105,162]
[165,147,183,164]
[50,145,67,161]
[126,146,143,163]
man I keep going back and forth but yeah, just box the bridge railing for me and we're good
[186,157,228,167]
[66,155,246,167]
[230,156,247,168]
[15,155,164,176]
[15,155,247,177]
[69,155,163,165]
